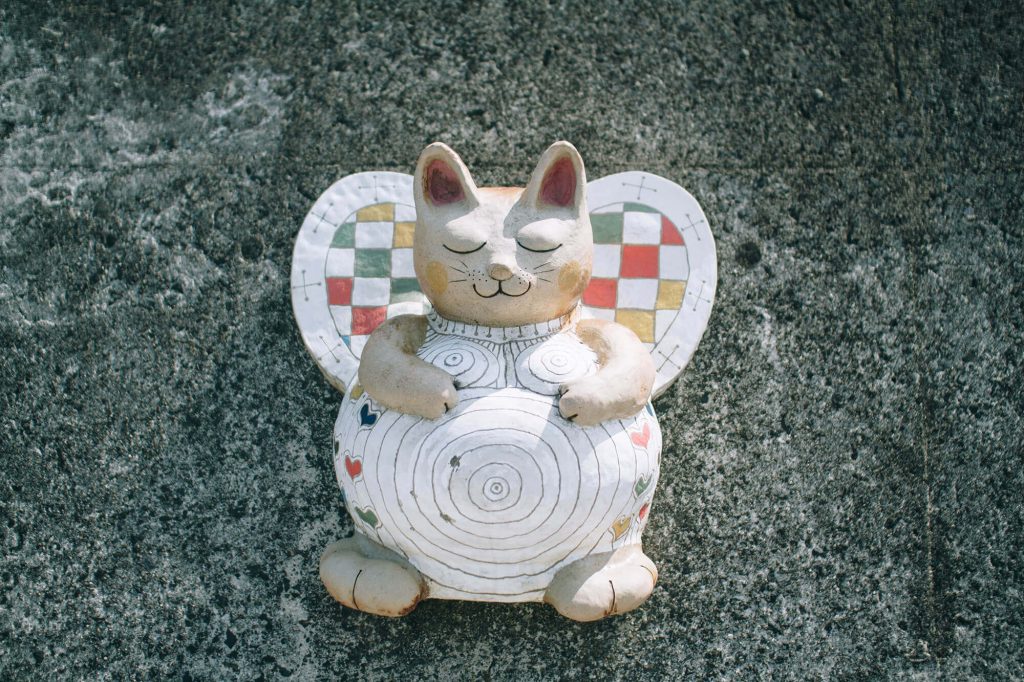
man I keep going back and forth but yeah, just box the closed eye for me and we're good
[443,242,486,254]
[517,241,562,254]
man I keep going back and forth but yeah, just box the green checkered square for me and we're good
[331,222,356,248]
[623,202,659,213]
[591,213,623,244]
[390,278,421,302]
[354,249,391,277]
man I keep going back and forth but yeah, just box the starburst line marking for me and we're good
[291,269,322,301]
[622,175,657,200]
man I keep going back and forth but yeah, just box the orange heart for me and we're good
[630,423,651,448]
[611,515,632,541]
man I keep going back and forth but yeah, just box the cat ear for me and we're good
[414,142,479,210]
[522,141,587,213]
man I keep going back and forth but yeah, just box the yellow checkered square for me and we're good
[656,280,686,309]
[616,309,655,343]
[393,222,416,248]
[357,203,394,222]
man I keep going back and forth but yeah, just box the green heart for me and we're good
[634,474,652,497]
[355,506,380,528]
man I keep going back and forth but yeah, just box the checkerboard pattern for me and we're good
[323,200,689,355]
[325,202,427,356]
[582,202,689,346]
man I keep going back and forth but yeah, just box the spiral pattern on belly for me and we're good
[343,389,651,598]
[418,337,500,387]
[514,334,596,394]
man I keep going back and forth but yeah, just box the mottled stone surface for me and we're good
[1,1,1021,679]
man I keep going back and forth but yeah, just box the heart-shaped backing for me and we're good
[291,170,716,397]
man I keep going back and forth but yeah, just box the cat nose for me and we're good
[488,263,514,281]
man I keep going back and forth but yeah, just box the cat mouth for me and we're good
[473,282,532,299]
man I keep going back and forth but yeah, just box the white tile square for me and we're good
[329,306,352,335]
[659,246,689,279]
[622,212,661,244]
[656,309,677,340]
[325,248,355,276]
[352,278,390,305]
[392,248,416,277]
[617,279,658,308]
[592,245,621,278]
[394,204,417,222]
[349,335,369,357]
[355,221,396,248]
[583,307,616,321]
[388,300,425,318]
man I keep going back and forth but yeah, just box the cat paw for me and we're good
[559,374,643,426]
[320,537,426,617]
[387,364,458,420]
[412,366,459,419]
[545,545,658,622]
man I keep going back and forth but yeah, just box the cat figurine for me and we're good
[319,142,663,621]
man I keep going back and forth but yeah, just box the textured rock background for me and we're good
[1,1,1022,679]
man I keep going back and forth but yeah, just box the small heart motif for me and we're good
[355,506,380,528]
[630,422,651,448]
[359,403,379,427]
[634,474,652,497]
[611,515,632,541]
[344,454,362,480]
[638,502,650,521]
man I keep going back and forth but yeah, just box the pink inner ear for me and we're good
[539,157,576,207]
[426,159,465,205]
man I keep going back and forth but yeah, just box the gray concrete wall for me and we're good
[1,1,1021,679]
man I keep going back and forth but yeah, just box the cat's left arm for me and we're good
[559,319,656,426]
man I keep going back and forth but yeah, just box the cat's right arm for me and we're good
[358,315,458,419]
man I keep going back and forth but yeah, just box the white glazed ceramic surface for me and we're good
[332,310,662,601]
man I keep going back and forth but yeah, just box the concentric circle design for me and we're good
[419,337,500,387]
[467,459,524,512]
[423,431,561,539]
[333,387,658,600]
[514,334,596,394]
[333,324,663,603]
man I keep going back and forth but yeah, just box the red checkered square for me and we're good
[661,216,684,245]
[351,306,387,335]
[583,278,618,308]
[326,277,353,306]
[620,245,659,278]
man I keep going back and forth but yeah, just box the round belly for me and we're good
[333,387,661,601]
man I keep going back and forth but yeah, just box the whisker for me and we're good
[448,266,468,274]
[536,277,552,283]
[448,279,467,283]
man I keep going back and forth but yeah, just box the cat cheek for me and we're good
[557,261,587,295]
[425,261,449,296]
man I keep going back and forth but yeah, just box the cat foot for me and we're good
[320,535,426,617]
[544,545,658,622]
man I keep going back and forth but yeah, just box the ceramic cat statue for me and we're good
[291,142,717,621]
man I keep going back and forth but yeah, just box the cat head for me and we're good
[412,141,593,327]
